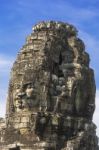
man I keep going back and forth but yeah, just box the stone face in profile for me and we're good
[0,21,98,150]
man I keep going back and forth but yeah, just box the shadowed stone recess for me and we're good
[0,21,99,150]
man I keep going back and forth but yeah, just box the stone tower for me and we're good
[0,21,99,150]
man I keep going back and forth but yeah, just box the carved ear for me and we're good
[59,52,62,65]
[74,87,82,113]
[71,81,82,114]
[72,81,79,96]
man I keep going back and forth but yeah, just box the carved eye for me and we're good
[64,51,74,63]
[40,117,46,124]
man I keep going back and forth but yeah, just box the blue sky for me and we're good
[0,0,99,134]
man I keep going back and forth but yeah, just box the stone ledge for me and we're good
[32,21,78,35]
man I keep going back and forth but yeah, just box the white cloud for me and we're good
[93,90,99,136]
[0,89,7,118]
[79,30,99,53]
[9,0,99,23]
[0,55,13,118]
[0,55,14,73]
[78,30,99,79]
[56,3,98,20]
[0,103,6,118]
[0,57,12,66]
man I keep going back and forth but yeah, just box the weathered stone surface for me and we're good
[0,21,98,150]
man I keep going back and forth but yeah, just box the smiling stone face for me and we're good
[6,21,96,128]
[8,22,94,113]
[1,21,98,150]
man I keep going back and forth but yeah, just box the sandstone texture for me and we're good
[0,21,99,150]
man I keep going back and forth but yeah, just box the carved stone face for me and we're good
[26,85,34,98]
[4,21,97,150]
[15,99,22,112]
[7,21,95,123]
